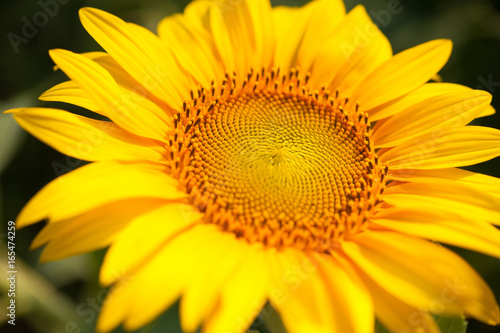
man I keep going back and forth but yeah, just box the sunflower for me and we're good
[6,0,500,332]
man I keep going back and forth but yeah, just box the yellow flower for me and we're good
[6,0,500,332]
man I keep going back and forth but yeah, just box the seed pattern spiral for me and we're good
[168,68,387,252]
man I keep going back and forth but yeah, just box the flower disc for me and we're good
[172,73,386,251]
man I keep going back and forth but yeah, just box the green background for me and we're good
[1,0,500,332]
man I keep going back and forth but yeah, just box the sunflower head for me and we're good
[6,0,500,333]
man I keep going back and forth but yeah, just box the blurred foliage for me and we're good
[1,0,500,332]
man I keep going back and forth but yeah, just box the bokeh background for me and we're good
[1,0,500,332]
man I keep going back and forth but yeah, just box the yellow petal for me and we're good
[431,73,443,82]
[329,25,392,99]
[182,0,212,31]
[343,231,500,324]
[311,6,392,95]
[353,39,452,111]
[97,224,221,332]
[245,0,275,70]
[208,4,236,73]
[39,81,101,114]
[203,243,269,333]
[48,52,173,116]
[180,234,245,332]
[369,83,491,121]
[319,253,374,333]
[9,108,166,163]
[373,90,491,147]
[96,276,134,332]
[479,105,495,118]
[49,48,172,141]
[158,13,223,87]
[16,162,185,227]
[79,7,192,108]
[296,0,346,73]
[383,181,500,225]
[272,3,315,73]
[372,207,500,258]
[360,271,440,333]
[52,51,105,71]
[33,198,167,262]
[91,54,172,112]
[308,5,372,87]
[209,0,274,75]
[269,249,337,333]
[388,168,500,197]
[382,192,500,229]
[380,126,500,169]
[122,225,224,331]
[100,202,202,286]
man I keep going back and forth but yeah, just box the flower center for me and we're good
[169,69,387,252]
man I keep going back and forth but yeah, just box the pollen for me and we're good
[168,68,387,252]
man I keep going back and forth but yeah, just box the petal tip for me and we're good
[96,312,119,333]
[474,89,493,102]
[427,38,453,59]
[38,252,54,264]
[99,264,118,287]
[78,7,98,18]
[15,204,46,230]
[440,38,453,53]
[48,48,70,62]
[436,38,452,47]
[490,306,500,325]
[29,241,42,251]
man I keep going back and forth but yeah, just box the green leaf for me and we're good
[435,315,468,333]
[262,304,287,333]
[375,320,391,333]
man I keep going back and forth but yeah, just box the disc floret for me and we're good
[167,68,387,252]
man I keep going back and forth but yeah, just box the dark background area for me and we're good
[1,0,500,332]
